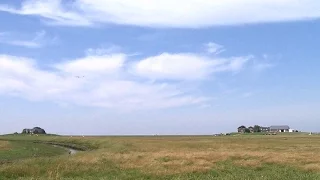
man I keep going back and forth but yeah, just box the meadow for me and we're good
[0,134,320,180]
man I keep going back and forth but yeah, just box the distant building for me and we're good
[248,126,254,133]
[269,125,290,132]
[22,128,32,134]
[22,127,46,134]
[289,129,298,132]
[236,125,295,134]
[260,127,270,132]
[237,126,246,133]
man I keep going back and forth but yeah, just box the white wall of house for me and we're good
[277,129,289,132]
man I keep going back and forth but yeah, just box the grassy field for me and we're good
[0,134,320,179]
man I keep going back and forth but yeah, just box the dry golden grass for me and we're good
[303,163,320,171]
[60,135,320,175]
[0,141,10,150]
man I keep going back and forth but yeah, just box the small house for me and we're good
[248,126,254,133]
[289,129,298,132]
[237,126,246,133]
[22,128,32,134]
[270,125,290,132]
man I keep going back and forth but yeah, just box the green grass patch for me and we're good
[0,140,67,162]
[1,160,319,180]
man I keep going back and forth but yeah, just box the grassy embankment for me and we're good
[0,140,67,162]
[0,134,320,179]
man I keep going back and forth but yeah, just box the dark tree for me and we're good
[253,125,261,132]
[22,129,29,134]
[244,128,251,133]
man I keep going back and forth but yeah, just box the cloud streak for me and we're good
[205,42,224,55]
[0,30,54,48]
[132,53,251,81]
[1,0,320,28]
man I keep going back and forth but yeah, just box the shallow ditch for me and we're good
[52,144,78,155]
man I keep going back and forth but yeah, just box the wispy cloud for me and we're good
[0,30,55,48]
[252,55,276,72]
[7,41,41,48]
[85,45,122,56]
[253,62,275,72]
[1,0,320,28]
[205,42,224,55]
[0,44,254,110]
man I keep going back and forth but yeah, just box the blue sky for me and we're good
[1,0,320,135]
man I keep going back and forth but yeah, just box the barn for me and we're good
[269,125,290,132]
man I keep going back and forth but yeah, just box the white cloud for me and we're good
[0,0,91,26]
[0,43,257,110]
[55,54,126,75]
[131,53,251,81]
[1,0,320,27]
[132,53,218,80]
[0,30,54,48]
[0,53,211,110]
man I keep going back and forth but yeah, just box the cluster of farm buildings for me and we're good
[22,127,46,134]
[237,125,298,133]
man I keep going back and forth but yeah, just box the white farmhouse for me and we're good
[269,125,290,132]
